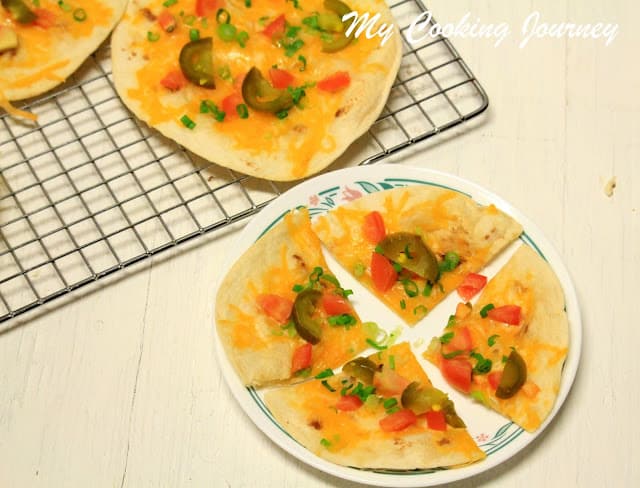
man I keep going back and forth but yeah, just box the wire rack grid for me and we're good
[0,0,488,323]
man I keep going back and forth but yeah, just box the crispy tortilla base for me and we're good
[265,343,485,470]
[0,1,127,102]
[425,245,569,432]
[111,0,402,181]
[313,186,524,324]
[215,208,368,386]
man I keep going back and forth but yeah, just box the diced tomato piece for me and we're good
[362,211,386,244]
[488,305,522,325]
[488,371,502,390]
[442,326,473,355]
[221,92,243,119]
[291,343,312,373]
[160,70,188,91]
[317,71,351,93]
[457,273,487,302]
[257,294,293,324]
[379,409,417,432]
[263,14,286,39]
[335,394,363,411]
[440,358,472,393]
[370,252,397,292]
[373,368,410,397]
[195,0,218,17]
[157,10,177,32]
[33,8,56,28]
[321,294,352,316]
[425,410,447,431]
[268,68,294,89]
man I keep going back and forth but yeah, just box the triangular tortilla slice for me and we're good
[424,245,569,432]
[264,343,485,470]
[313,186,523,325]
[215,208,370,387]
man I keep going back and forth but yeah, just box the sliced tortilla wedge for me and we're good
[111,0,402,181]
[264,342,485,470]
[313,186,523,325]
[215,208,370,387]
[0,0,127,117]
[424,245,569,432]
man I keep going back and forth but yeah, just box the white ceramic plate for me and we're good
[212,165,581,487]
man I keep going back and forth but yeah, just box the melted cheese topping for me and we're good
[314,189,506,324]
[125,0,387,177]
[221,210,367,375]
[0,2,114,86]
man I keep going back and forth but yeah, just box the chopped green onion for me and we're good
[400,299,406,310]
[422,283,432,297]
[218,23,237,41]
[320,438,331,448]
[163,0,178,7]
[147,31,160,42]
[236,30,249,47]
[471,352,492,374]
[389,355,395,370]
[320,274,340,287]
[281,321,297,337]
[183,14,196,25]
[309,267,323,284]
[200,101,225,121]
[258,15,270,26]
[402,279,419,297]
[374,245,383,254]
[286,26,301,38]
[292,283,305,293]
[244,0,251,6]
[276,110,289,119]
[287,0,300,9]
[442,350,464,359]
[392,263,402,273]
[488,334,499,347]
[57,1,71,12]
[439,251,461,272]
[480,303,495,318]
[439,332,454,344]
[502,355,508,363]
[328,314,356,328]
[321,380,336,392]
[353,262,366,277]
[72,8,86,22]
[315,368,334,379]
[413,305,428,317]
[283,38,304,57]
[287,84,309,106]
[470,390,488,405]
[446,315,456,328]
[180,114,196,129]
[297,55,307,71]
[366,338,387,351]
[295,367,311,378]
[216,8,230,24]
[383,398,398,410]
[236,103,249,119]
[351,382,376,402]
[189,28,200,41]
[32,0,40,7]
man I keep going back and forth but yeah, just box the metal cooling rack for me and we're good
[0,0,488,323]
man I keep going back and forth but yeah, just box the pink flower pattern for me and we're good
[341,186,362,202]
[309,194,320,206]
[475,433,489,443]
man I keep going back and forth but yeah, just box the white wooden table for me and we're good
[1,0,639,486]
